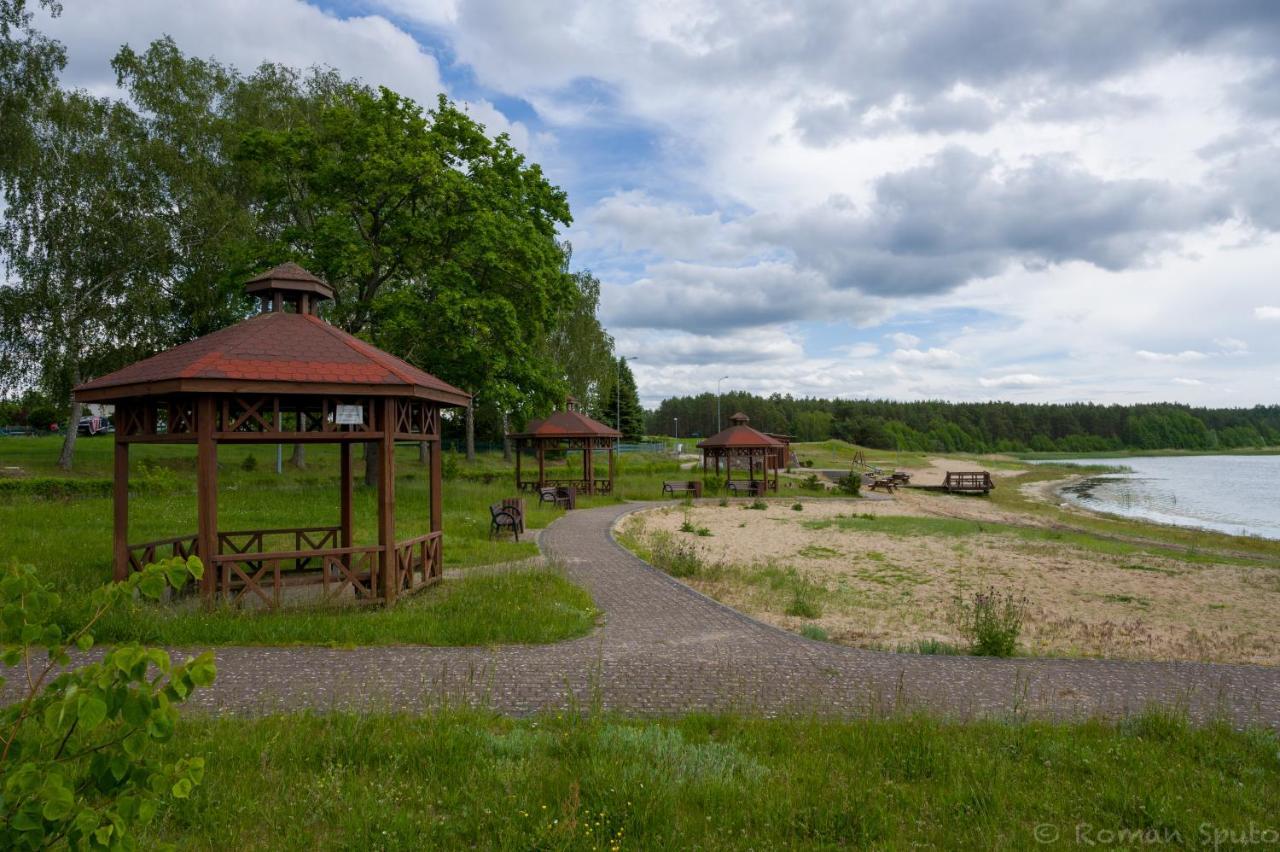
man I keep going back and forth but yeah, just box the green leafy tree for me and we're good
[594,356,644,441]
[0,556,213,848]
[0,89,172,469]
[0,0,64,179]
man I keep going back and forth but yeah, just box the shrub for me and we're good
[785,590,821,619]
[702,474,724,493]
[441,452,460,481]
[747,499,768,511]
[648,532,706,578]
[800,624,828,641]
[949,586,1026,657]
[0,478,112,501]
[240,453,258,472]
[836,472,862,496]
[791,502,804,511]
[0,557,214,849]
[800,474,823,491]
[718,496,729,507]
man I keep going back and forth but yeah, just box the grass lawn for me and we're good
[0,436,650,645]
[144,708,1280,849]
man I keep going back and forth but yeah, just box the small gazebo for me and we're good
[74,263,471,608]
[697,412,784,494]
[508,398,620,495]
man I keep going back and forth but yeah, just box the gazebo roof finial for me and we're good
[729,411,750,425]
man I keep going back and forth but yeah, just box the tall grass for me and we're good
[142,708,1280,849]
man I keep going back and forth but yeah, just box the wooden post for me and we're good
[339,442,353,550]
[112,430,129,582]
[378,398,397,604]
[584,444,594,495]
[430,437,442,535]
[196,396,218,602]
[608,445,616,494]
[537,444,545,489]
[515,440,522,490]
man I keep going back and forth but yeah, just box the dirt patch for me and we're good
[620,497,1280,665]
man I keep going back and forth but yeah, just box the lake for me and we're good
[1042,454,1280,541]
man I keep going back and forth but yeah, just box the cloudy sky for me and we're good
[41,0,1280,407]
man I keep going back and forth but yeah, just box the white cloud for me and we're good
[1172,377,1204,385]
[1215,336,1249,352]
[887,332,921,348]
[1255,306,1280,320]
[978,373,1055,388]
[1135,349,1209,363]
[838,342,880,358]
[891,347,965,368]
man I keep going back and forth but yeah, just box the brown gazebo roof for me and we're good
[696,412,783,449]
[75,301,470,405]
[513,406,620,440]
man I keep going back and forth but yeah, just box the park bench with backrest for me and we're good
[489,502,523,541]
[538,485,576,510]
[662,480,703,498]
[942,471,995,495]
[726,480,765,497]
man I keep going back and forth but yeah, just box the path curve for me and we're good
[179,502,1278,724]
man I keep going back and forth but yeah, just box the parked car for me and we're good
[78,416,114,436]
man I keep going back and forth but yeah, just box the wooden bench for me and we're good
[890,471,911,485]
[538,485,576,510]
[489,502,522,540]
[868,477,898,493]
[662,480,703,498]
[942,471,995,495]
[726,480,765,497]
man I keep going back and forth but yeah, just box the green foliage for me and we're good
[0,477,112,500]
[746,499,768,510]
[836,472,861,496]
[799,623,829,641]
[592,356,644,441]
[646,532,708,579]
[0,556,213,849]
[647,393,1280,452]
[791,502,804,511]
[949,586,1026,657]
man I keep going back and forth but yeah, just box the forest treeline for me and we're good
[646,393,1280,453]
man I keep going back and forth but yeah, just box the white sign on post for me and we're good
[335,404,364,426]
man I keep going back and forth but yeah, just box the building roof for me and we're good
[511,407,621,440]
[696,413,784,450]
[244,262,335,301]
[74,310,471,405]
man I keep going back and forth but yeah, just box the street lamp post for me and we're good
[673,417,679,442]
[716,375,729,432]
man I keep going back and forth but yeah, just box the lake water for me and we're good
[1041,454,1280,541]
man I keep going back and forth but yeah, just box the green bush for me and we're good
[800,474,823,491]
[836,473,861,496]
[240,454,258,472]
[0,478,112,501]
[0,557,214,849]
[746,499,768,510]
[949,586,1026,657]
[791,502,804,511]
[799,623,828,641]
[648,532,706,578]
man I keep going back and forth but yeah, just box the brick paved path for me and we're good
[177,502,1278,724]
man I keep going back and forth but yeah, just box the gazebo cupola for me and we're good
[74,263,471,609]
[244,261,335,316]
[697,412,784,494]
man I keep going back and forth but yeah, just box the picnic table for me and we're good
[867,477,898,493]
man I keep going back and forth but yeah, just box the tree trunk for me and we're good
[418,441,428,465]
[465,398,476,462]
[364,441,378,488]
[57,398,81,471]
[289,443,306,469]
[502,412,512,461]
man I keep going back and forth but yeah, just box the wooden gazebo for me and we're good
[509,398,620,495]
[697,412,783,494]
[73,263,471,608]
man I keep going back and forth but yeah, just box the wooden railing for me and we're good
[519,477,612,493]
[128,526,442,608]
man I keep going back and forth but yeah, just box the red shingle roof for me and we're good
[74,311,470,405]
[512,409,621,440]
[696,413,783,450]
